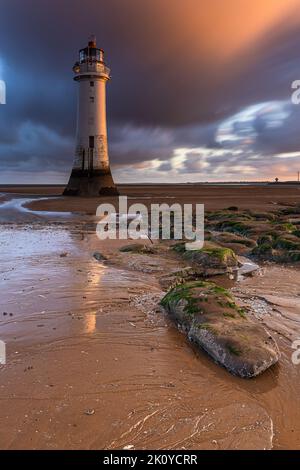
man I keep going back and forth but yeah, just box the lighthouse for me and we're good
[64,36,118,196]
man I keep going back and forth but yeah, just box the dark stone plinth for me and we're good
[63,169,119,197]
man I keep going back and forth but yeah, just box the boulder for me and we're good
[248,211,276,221]
[93,251,107,261]
[211,232,256,255]
[159,267,199,290]
[213,232,256,248]
[161,281,280,378]
[119,243,155,254]
[173,242,239,277]
[252,233,300,263]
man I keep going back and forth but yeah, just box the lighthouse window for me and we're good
[90,81,94,87]
[89,136,95,149]
[79,50,86,63]
[89,96,95,103]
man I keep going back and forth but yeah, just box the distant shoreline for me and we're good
[1,181,300,188]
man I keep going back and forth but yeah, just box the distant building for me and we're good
[64,37,118,196]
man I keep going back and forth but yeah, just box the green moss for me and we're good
[249,211,276,221]
[174,242,237,263]
[277,223,297,233]
[252,243,273,256]
[218,300,247,318]
[207,211,252,222]
[279,207,300,216]
[119,244,153,254]
[222,237,254,247]
[161,281,247,329]
[293,230,300,238]
[160,281,209,316]
[227,344,242,356]
[208,284,233,298]
[172,242,186,253]
[214,220,252,236]
[161,281,233,317]
[223,311,236,318]
[196,323,217,334]
[198,247,237,262]
[273,238,300,250]
[264,231,281,240]
[257,234,273,246]
[237,307,247,319]
[226,300,237,309]
[286,251,300,262]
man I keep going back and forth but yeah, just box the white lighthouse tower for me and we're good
[64,36,118,196]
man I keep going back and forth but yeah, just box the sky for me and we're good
[1,0,300,183]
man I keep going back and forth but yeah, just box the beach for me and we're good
[0,184,300,450]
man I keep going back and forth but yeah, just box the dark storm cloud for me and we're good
[1,0,300,182]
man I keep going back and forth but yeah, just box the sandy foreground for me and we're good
[0,184,300,450]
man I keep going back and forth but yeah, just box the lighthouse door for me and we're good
[88,136,95,174]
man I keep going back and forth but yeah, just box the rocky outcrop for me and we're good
[211,232,257,255]
[93,251,107,261]
[159,267,199,290]
[252,233,300,262]
[173,242,239,277]
[119,243,155,254]
[205,208,300,264]
[161,281,280,378]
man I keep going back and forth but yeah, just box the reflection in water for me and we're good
[84,312,97,334]
[83,264,107,334]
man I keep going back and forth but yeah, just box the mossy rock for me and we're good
[273,237,300,251]
[206,208,300,264]
[161,280,237,329]
[161,281,280,378]
[293,230,300,238]
[119,244,155,254]
[159,267,199,290]
[212,220,253,236]
[172,242,187,254]
[245,222,275,238]
[252,235,300,262]
[207,210,253,222]
[204,230,213,241]
[279,207,300,216]
[248,211,276,221]
[273,223,297,233]
[213,232,256,248]
[212,232,256,255]
[257,234,274,246]
[286,251,300,262]
[251,243,274,260]
[93,252,108,262]
[173,242,238,276]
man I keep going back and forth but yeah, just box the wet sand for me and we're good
[2,182,300,212]
[0,185,300,450]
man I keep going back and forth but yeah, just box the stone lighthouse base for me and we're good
[63,169,119,197]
